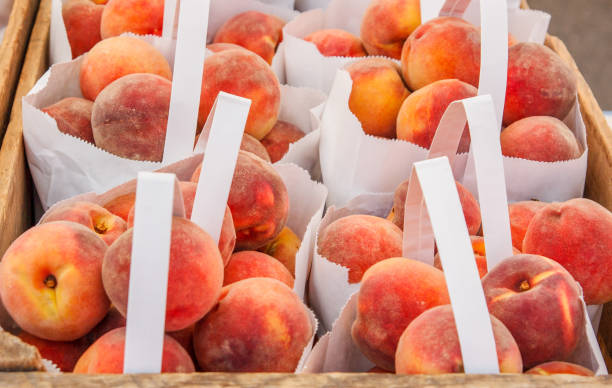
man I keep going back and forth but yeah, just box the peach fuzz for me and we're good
[80,36,172,101]
[352,258,450,371]
[241,133,271,162]
[92,73,171,162]
[504,43,577,126]
[213,11,285,65]
[523,198,612,305]
[393,178,481,235]
[317,214,403,283]
[508,200,548,250]
[260,121,305,163]
[395,305,522,374]
[194,278,312,372]
[396,79,477,152]
[100,0,163,39]
[345,58,410,139]
[401,17,480,90]
[191,151,289,251]
[74,327,195,373]
[40,201,127,246]
[304,29,367,58]
[102,192,135,221]
[42,97,94,143]
[526,361,594,376]
[198,49,280,139]
[223,251,294,288]
[500,116,582,162]
[102,217,224,332]
[360,0,420,59]
[259,226,301,276]
[0,222,109,341]
[62,0,104,58]
[482,254,584,368]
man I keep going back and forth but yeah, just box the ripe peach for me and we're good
[80,36,172,101]
[223,251,294,288]
[500,116,582,162]
[241,133,271,162]
[18,331,90,372]
[193,278,312,372]
[482,254,584,368]
[304,29,367,57]
[100,0,163,39]
[42,97,94,143]
[396,79,477,152]
[259,226,301,276]
[523,198,612,305]
[395,305,523,374]
[318,214,403,283]
[393,179,481,235]
[207,42,247,53]
[73,327,195,373]
[213,11,285,65]
[526,361,594,376]
[401,17,480,90]
[260,121,305,163]
[504,43,577,126]
[102,217,224,332]
[352,258,450,371]
[103,192,135,221]
[345,58,410,138]
[508,200,548,250]
[62,0,104,58]
[360,0,420,59]
[0,222,109,341]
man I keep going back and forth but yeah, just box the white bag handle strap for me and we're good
[163,0,179,39]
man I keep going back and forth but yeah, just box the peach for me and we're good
[304,29,367,57]
[103,192,135,221]
[198,49,280,139]
[213,11,285,65]
[401,17,480,90]
[318,214,403,283]
[17,331,90,372]
[260,121,305,163]
[259,226,301,276]
[241,133,271,162]
[522,198,612,305]
[526,361,594,376]
[360,0,420,59]
[100,0,163,39]
[102,217,224,332]
[224,251,294,288]
[80,36,172,101]
[91,73,171,162]
[352,258,450,371]
[191,151,289,251]
[395,305,522,374]
[504,42,577,126]
[393,179,481,235]
[0,222,109,341]
[62,0,104,58]
[207,42,247,53]
[193,278,312,372]
[396,79,477,152]
[345,58,410,138]
[500,116,582,162]
[40,201,127,246]
[482,254,584,368]
[167,325,196,363]
[42,97,94,143]
[73,327,195,373]
[508,200,548,250]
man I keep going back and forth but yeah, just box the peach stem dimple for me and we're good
[518,280,530,292]
[44,274,57,289]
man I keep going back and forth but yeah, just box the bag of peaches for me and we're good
[304,95,608,376]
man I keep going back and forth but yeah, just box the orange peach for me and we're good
[304,29,367,57]
[80,36,172,101]
[100,0,163,39]
[62,0,104,58]
[482,254,584,368]
[504,43,577,126]
[102,217,224,332]
[260,121,305,163]
[223,251,294,288]
[0,222,109,341]
[42,97,94,143]
[396,79,477,152]
[395,305,523,374]
[213,11,285,65]
[508,200,548,250]
[345,58,410,138]
[523,198,612,305]
[259,226,301,276]
[241,133,271,162]
[318,214,403,283]
[526,361,594,376]
[73,327,195,373]
[360,0,421,59]
[103,192,135,221]
[206,42,247,53]
[193,278,312,372]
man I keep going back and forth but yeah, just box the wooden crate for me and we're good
[0,0,611,385]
